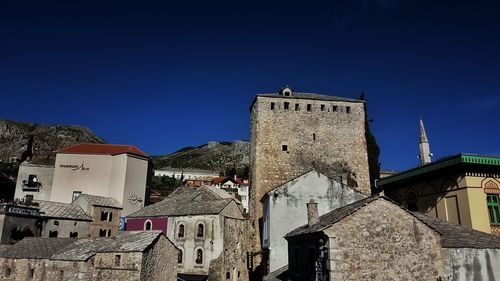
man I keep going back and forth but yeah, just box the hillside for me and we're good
[0,119,105,161]
[152,140,250,176]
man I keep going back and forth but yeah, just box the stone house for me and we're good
[377,153,500,235]
[14,158,55,202]
[261,170,366,273]
[126,186,249,281]
[0,203,40,244]
[0,231,179,281]
[71,193,122,237]
[283,194,500,281]
[249,87,372,272]
[37,200,91,238]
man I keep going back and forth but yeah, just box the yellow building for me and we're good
[377,154,500,235]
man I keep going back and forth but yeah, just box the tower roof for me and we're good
[419,117,429,143]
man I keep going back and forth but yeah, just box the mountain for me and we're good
[152,140,250,176]
[0,119,105,161]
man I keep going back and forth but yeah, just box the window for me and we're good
[5,268,11,277]
[195,249,203,264]
[406,191,418,212]
[100,212,108,221]
[270,102,275,110]
[487,194,500,224]
[295,103,299,111]
[307,104,312,111]
[114,254,121,267]
[226,272,230,279]
[99,229,107,237]
[25,195,34,202]
[332,105,338,112]
[313,133,316,141]
[58,270,64,281]
[53,220,59,226]
[320,104,325,111]
[282,145,288,152]
[72,191,81,202]
[178,224,185,238]
[178,249,183,264]
[74,222,77,226]
[107,229,111,237]
[29,268,34,278]
[49,231,58,237]
[346,106,351,113]
[108,212,113,222]
[144,220,152,231]
[284,102,289,110]
[197,224,204,237]
[70,232,78,238]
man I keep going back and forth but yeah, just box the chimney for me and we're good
[307,199,319,226]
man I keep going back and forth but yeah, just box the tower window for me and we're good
[178,249,183,264]
[295,103,299,111]
[307,104,312,111]
[332,105,338,112]
[114,254,121,267]
[320,104,325,111]
[282,145,288,152]
[284,102,289,110]
[346,106,351,113]
[270,102,275,110]
[313,133,316,141]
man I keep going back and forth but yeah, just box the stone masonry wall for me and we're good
[208,217,249,281]
[140,235,179,281]
[325,199,443,281]
[249,94,371,257]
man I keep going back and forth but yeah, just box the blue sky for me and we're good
[1,0,499,171]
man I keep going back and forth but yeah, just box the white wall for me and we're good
[50,153,147,215]
[442,248,500,280]
[166,215,224,276]
[14,163,54,201]
[262,170,366,272]
[154,169,219,179]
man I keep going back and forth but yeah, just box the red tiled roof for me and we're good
[57,143,148,158]
[212,176,227,185]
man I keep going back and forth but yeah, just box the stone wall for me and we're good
[140,235,179,281]
[0,214,39,244]
[41,218,90,238]
[208,217,249,281]
[89,206,121,237]
[442,248,500,280]
[324,199,443,281]
[249,93,371,270]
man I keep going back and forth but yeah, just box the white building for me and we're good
[14,159,55,202]
[154,167,219,180]
[261,170,366,272]
[212,176,250,213]
[50,143,149,216]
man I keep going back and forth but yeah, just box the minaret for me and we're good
[418,116,432,166]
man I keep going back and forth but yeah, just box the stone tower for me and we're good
[418,117,432,166]
[248,86,371,265]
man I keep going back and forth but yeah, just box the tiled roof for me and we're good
[74,194,122,209]
[37,200,92,221]
[285,195,500,249]
[412,212,500,249]
[0,231,163,261]
[127,186,233,218]
[51,231,162,261]
[263,265,289,281]
[256,92,362,103]
[377,153,500,188]
[0,238,77,259]
[57,143,148,158]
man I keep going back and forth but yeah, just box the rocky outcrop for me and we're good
[0,119,105,161]
[152,141,250,174]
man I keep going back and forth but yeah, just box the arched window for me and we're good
[178,249,183,264]
[144,220,152,231]
[195,249,203,264]
[178,224,185,238]
[197,223,204,237]
[406,190,418,212]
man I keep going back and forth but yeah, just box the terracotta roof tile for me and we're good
[57,143,148,158]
